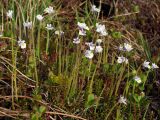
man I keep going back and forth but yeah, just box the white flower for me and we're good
[143,60,151,69]
[77,22,89,30]
[77,22,89,36]
[7,10,13,19]
[44,6,55,14]
[96,23,108,36]
[36,14,43,21]
[117,57,124,64]
[18,39,26,49]
[124,43,133,52]
[119,43,133,52]
[134,76,142,83]
[55,30,64,35]
[118,96,127,105]
[89,43,95,51]
[117,56,128,64]
[100,31,108,36]
[118,44,124,51]
[79,29,86,36]
[84,50,94,59]
[96,39,102,45]
[85,42,95,51]
[96,23,104,32]
[45,24,54,30]
[23,21,32,29]
[151,63,159,69]
[125,58,128,64]
[85,42,91,46]
[142,61,159,69]
[95,45,103,53]
[73,37,80,44]
[91,5,100,12]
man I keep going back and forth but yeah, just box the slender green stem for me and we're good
[11,21,17,109]
[132,81,136,94]
[105,102,119,120]
[58,39,62,75]
[68,45,81,98]
[87,60,92,81]
[115,64,125,96]
[45,30,50,55]
[95,83,106,112]
[143,103,150,120]
[142,70,150,88]
[37,22,41,58]
[88,53,102,94]
[31,27,39,87]
[123,64,130,96]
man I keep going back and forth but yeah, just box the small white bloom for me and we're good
[125,58,128,64]
[96,23,108,36]
[118,44,124,51]
[151,63,159,69]
[95,45,103,53]
[96,23,102,30]
[85,42,95,51]
[7,10,13,19]
[91,5,100,13]
[20,42,26,49]
[124,43,133,52]
[73,37,80,44]
[143,60,151,69]
[45,24,54,30]
[101,31,108,36]
[89,43,95,51]
[23,21,32,29]
[118,96,127,105]
[117,57,124,64]
[77,22,89,30]
[134,76,142,83]
[36,14,43,21]
[117,56,128,64]
[79,29,86,36]
[96,39,102,45]
[84,50,94,59]
[119,43,133,52]
[85,42,90,46]
[55,30,64,35]
[18,39,26,49]
[44,6,55,14]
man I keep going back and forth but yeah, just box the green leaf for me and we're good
[103,64,110,73]
[39,106,46,113]
[85,93,95,108]
[133,94,142,103]
[31,114,37,120]
[111,32,122,39]
[133,5,140,12]
[139,85,144,91]
[140,73,147,83]
[88,93,94,102]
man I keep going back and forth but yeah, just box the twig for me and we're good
[0,110,16,119]
[46,111,87,120]
[0,56,36,83]
[109,11,139,19]
[0,106,87,120]
[0,95,48,106]
[0,107,30,118]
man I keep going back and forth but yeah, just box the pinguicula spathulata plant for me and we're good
[0,0,159,119]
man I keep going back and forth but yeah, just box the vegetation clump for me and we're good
[0,0,160,119]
